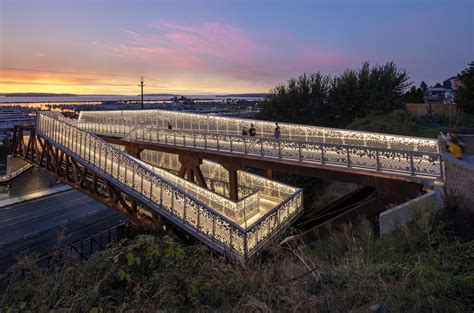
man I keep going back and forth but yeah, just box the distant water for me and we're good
[0,95,263,104]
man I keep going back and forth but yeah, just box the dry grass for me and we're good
[1,206,473,312]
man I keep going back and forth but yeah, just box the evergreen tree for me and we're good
[257,62,409,128]
[455,62,474,113]
[420,81,428,92]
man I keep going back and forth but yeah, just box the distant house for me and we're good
[443,76,462,91]
[424,87,453,103]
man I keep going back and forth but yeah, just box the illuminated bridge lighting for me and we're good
[77,110,444,181]
[36,112,304,260]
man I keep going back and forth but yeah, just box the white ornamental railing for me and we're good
[36,112,303,259]
[78,109,439,152]
[140,150,297,202]
[122,127,443,180]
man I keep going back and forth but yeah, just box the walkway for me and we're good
[77,110,443,182]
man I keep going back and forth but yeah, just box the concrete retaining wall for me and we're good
[443,152,474,212]
[379,189,443,236]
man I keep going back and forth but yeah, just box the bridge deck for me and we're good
[76,110,443,183]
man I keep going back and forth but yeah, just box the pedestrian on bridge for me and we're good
[249,124,256,137]
[274,122,281,140]
[448,138,463,160]
[242,127,248,136]
[168,122,172,130]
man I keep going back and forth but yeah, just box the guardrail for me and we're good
[78,109,439,152]
[0,163,33,184]
[125,127,444,180]
[36,222,131,268]
[36,112,303,259]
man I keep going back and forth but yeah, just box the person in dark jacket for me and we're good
[248,124,256,136]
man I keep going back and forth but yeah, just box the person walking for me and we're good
[274,122,281,140]
[167,122,172,130]
[248,124,256,137]
[241,127,248,136]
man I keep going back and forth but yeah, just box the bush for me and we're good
[1,207,473,312]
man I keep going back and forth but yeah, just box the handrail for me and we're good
[78,109,439,152]
[123,126,443,180]
[131,126,443,158]
[0,163,32,183]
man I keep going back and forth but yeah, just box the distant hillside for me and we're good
[216,93,267,98]
[4,93,78,97]
[144,93,176,97]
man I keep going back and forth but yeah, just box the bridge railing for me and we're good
[78,109,439,152]
[125,127,444,180]
[140,149,297,202]
[36,112,303,259]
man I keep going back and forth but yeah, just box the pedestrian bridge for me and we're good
[13,112,303,260]
[77,109,443,182]
[13,110,444,260]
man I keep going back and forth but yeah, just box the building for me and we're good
[423,87,454,103]
[443,76,462,91]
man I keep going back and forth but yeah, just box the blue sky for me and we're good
[1,0,472,94]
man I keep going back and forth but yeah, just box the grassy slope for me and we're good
[1,207,473,312]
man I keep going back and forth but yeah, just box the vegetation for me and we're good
[404,84,424,104]
[1,206,472,312]
[455,61,474,114]
[256,62,409,128]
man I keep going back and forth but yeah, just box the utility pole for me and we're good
[139,77,145,110]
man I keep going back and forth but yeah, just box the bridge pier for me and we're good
[124,143,143,159]
[266,169,273,180]
[177,154,208,189]
[219,162,241,202]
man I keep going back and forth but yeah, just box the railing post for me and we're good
[376,149,381,171]
[204,134,207,149]
[298,142,302,161]
[193,133,196,148]
[160,183,163,206]
[244,138,247,154]
[278,140,281,159]
[321,146,325,164]
[230,136,233,152]
[346,147,351,167]
[439,155,444,180]
[410,153,415,176]
[244,232,248,260]
[260,139,264,156]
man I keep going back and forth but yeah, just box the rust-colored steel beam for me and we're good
[11,126,173,233]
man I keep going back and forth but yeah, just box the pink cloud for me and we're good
[99,20,353,84]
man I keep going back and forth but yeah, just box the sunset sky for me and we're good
[0,0,472,95]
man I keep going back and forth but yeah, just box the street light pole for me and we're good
[139,77,145,110]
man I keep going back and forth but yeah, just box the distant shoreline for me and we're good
[3,93,78,97]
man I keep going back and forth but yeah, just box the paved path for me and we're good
[0,189,125,271]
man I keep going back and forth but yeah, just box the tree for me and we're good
[256,62,409,128]
[455,61,474,113]
[434,82,443,88]
[256,73,331,126]
[420,81,428,92]
[404,86,424,103]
